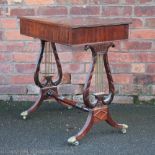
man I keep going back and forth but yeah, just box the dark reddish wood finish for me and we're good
[83,42,115,108]
[34,41,62,88]
[20,16,131,45]
[19,16,131,144]
[75,105,125,141]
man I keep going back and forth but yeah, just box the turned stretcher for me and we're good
[20,16,131,145]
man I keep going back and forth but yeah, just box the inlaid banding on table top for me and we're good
[20,16,132,45]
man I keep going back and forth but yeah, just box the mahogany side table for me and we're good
[20,16,131,145]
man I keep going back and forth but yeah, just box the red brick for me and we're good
[136,53,155,63]
[59,52,73,63]
[130,30,155,39]
[72,52,91,62]
[135,85,151,95]
[70,6,100,15]
[0,86,27,94]
[122,41,152,50]
[24,42,40,52]
[58,84,83,95]
[71,74,86,84]
[0,6,7,16]
[56,0,87,5]
[111,64,131,73]
[13,53,38,63]
[109,52,136,63]
[113,74,132,84]
[152,42,155,50]
[145,18,155,27]
[0,0,155,100]
[131,63,145,73]
[124,0,135,4]
[0,0,7,4]
[15,64,36,74]
[0,42,7,51]
[5,30,33,41]
[0,31,3,40]
[130,18,143,28]
[26,85,40,94]
[1,18,17,29]
[113,40,122,50]
[0,53,11,62]
[11,75,34,84]
[6,42,25,52]
[137,0,153,4]
[62,73,71,84]
[102,6,132,16]
[37,6,67,15]
[133,74,155,85]
[134,6,155,16]
[25,0,54,5]
[101,0,119,4]
[146,64,155,73]
[10,8,35,16]
[0,63,13,74]
[62,63,84,73]
[85,63,91,73]
[89,0,101,4]
[0,75,10,85]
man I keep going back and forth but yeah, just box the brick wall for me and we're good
[0,0,155,104]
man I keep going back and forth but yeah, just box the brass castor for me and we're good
[120,124,128,134]
[67,106,73,110]
[20,111,28,120]
[68,136,79,146]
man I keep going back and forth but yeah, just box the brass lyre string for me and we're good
[44,42,53,76]
[99,54,101,93]
[95,53,99,93]
[98,54,100,93]
[100,53,104,93]
[45,42,47,75]
[47,42,49,76]
[95,52,104,95]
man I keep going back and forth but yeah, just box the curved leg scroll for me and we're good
[106,111,128,134]
[68,111,94,145]
[68,106,108,145]
[21,93,44,119]
[68,105,128,145]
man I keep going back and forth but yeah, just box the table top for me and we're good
[20,16,131,45]
[20,16,131,28]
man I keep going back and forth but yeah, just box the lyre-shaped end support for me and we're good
[34,40,63,88]
[83,42,115,108]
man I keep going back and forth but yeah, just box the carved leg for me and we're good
[20,89,46,119]
[68,106,108,145]
[106,111,128,134]
[21,88,73,119]
[68,105,128,145]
